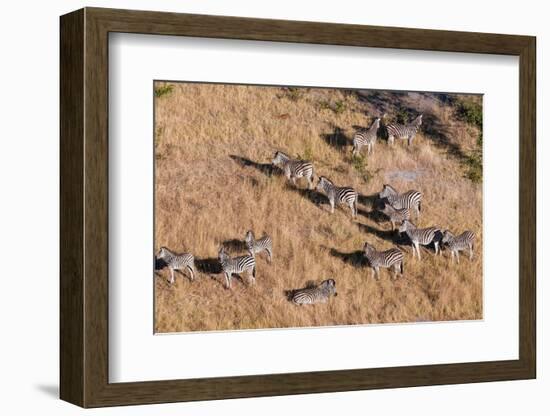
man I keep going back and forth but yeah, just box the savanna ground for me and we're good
[154,82,483,333]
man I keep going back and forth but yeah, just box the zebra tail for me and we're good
[418,201,422,212]
[400,261,404,274]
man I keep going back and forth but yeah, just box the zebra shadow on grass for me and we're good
[320,124,351,151]
[195,257,223,274]
[355,222,408,246]
[286,186,328,208]
[357,192,381,210]
[221,238,248,254]
[229,155,283,177]
[326,247,369,269]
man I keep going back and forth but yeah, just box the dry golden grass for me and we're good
[154,82,483,333]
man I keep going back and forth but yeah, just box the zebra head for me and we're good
[245,230,254,243]
[156,247,169,260]
[316,176,332,193]
[271,151,289,166]
[363,242,375,255]
[441,230,455,244]
[320,279,337,297]
[414,114,423,126]
[218,246,229,261]
[379,184,397,199]
[372,117,381,129]
[398,219,415,234]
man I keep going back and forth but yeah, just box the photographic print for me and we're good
[154,82,483,333]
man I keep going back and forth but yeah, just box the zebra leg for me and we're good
[266,248,272,263]
[307,174,314,190]
[370,268,375,280]
[415,243,421,260]
[388,135,394,145]
[224,272,231,289]
[469,244,474,261]
[330,199,335,214]
[456,252,460,264]
[249,268,256,285]
[434,241,439,256]
[291,176,297,187]
[169,267,175,284]
[187,265,195,281]
[408,136,413,146]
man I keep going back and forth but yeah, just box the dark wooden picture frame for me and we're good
[60,7,536,408]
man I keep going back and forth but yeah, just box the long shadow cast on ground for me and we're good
[229,154,282,177]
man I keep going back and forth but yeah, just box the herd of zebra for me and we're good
[156,112,476,305]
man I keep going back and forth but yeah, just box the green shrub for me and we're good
[456,99,483,129]
[155,84,174,98]
[464,149,482,183]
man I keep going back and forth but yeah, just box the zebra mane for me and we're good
[274,150,290,160]
[318,176,333,185]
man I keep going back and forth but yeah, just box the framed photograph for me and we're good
[60,7,536,408]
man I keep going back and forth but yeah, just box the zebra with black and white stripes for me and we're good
[291,279,337,305]
[352,117,381,156]
[218,247,256,289]
[156,247,196,284]
[386,114,423,146]
[363,242,404,280]
[441,230,475,263]
[316,176,358,219]
[245,230,273,263]
[378,201,411,231]
[398,219,442,260]
[379,184,422,217]
[272,151,315,189]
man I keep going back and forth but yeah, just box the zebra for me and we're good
[316,176,358,219]
[352,117,381,156]
[291,279,337,305]
[156,247,196,284]
[441,230,475,263]
[272,151,315,189]
[378,201,411,231]
[245,230,273,263]
[398,219,442,260]
[363,242,404,280]
[378,184,422,217]
[218,246,256,289]
[386,114,423,146]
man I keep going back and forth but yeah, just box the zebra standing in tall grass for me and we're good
[316,176,358,219]
[378,201,411,231]
[386,114,423,146]
[441,230,475,263]
[245,230,273,263]
[352,117,380,156]
[218,247,256,289]
[363,242,404,280]
[398,219,442,260]
[272,151,315,189]
[291,279,337,305]
[156,247,196,284]
[379,184,422,218]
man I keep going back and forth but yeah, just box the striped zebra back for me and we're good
[317,176,358,204]
[291,279,337,305]
[157,247,194,269]
[272,151,313,177]
[386,114,422,142]
[353,118,380,147]
[399,220,438,244]
[443,230,475,250]
[218,247,255,274]
[363,243,403,268]
[379,185,422,212]
[245,230,273,255]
